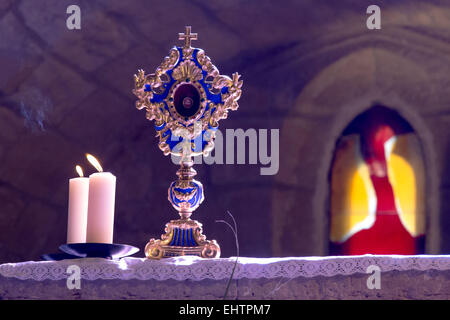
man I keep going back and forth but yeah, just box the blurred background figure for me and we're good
[330,107,426,255]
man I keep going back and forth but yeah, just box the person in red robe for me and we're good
[332,115,425,255]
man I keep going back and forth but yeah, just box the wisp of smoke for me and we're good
[18,87,52,132]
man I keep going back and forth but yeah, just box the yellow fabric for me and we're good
[386,134,426,236]
[330,135,376,243]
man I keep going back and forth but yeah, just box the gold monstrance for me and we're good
[133,27,243,259]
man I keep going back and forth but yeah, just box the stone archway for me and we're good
[272,47,440,256]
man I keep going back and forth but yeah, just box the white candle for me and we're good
[86,172,116,243]
[67,168,89,243]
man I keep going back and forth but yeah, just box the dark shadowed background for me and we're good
[0,0,450,263]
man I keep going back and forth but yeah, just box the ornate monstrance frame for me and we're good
[133,26,242,259]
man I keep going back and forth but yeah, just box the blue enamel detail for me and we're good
[189,229,196,246]
[168,179,204,210]
[147,47,229,154]
[168,228,197,247]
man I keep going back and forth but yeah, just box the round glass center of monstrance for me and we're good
[183,97,194,108]
[173,83,200,118]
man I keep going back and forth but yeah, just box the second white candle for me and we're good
[86,172,116,243]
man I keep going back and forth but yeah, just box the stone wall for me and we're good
[0,0,450,263]
[2,270,450,300]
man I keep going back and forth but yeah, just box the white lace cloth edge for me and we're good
[1,255,449,282]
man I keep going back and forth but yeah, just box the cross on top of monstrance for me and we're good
[178,26,198,48]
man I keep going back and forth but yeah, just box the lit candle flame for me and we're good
[86,154,103,172]
[75,165,84,177]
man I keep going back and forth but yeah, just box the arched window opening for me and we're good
[329,106,426,255]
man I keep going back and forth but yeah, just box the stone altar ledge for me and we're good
[1,255,449,299]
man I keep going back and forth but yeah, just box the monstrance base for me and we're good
[145,218,220,259]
